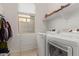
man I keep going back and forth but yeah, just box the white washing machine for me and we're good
[46,32,79,56]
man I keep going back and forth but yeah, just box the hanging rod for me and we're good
[45,3,71,18]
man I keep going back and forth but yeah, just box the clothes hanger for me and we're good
[0,14,4,18]
[0,14,4,20]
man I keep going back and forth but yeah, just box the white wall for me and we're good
[47,3,67,14]
[46,4,79,32]
[18,3,35,14]
[35,3,49,33]
[35,4,49,56]
[0,4,3,14]
[35,3,67,33]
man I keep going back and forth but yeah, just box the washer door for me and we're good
[48,41,73,56]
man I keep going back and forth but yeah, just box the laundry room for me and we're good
[0,3,79,56]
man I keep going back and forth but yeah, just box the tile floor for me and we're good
[11,48,38,56]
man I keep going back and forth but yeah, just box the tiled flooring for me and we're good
[21,48,38,56]
[11,48,38,56]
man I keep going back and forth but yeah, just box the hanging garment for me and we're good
[0,20,2,29]
[0,18,8,41]
[6,22,12,40]
[0,29,3,41]
[0,16,12,54]
[2,27,8,41]
[0,41,9,53]
[0,18,13,41]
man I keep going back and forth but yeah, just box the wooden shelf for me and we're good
[43,4,79,22]
[45,3,71,18]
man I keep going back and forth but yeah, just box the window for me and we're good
[18,14,35,33]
